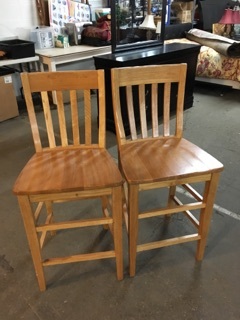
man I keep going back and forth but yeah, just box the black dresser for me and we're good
[94,42,201,133]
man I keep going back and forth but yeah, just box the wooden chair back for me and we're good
[21,70,106,152]
[111,64,187,145]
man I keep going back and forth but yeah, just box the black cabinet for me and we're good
[94,42,200,133]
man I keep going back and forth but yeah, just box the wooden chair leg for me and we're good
[112,186,124,280]
[128,184,139,277]
[18,195,46,292]
[45,200,56,237]
[168,186,176,205]
[166,185,177,220]
[101,196,110,230]
[196,173,221,261]
[122,183,128,230]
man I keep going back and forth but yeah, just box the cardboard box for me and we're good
[0,74,19,122]
[177,10,192,23]
[171,1,194,23]
[171,1,194,12]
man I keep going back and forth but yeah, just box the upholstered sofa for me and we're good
[165,28,240,90]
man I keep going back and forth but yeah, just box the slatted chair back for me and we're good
[111,64,187,146]
[21,70,106,152]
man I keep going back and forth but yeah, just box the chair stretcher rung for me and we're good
[139,202,205,219]
[182,184,203,202]
[34,201,44,220]
[173,196,200,228]
[137,234,201,252]
[42,250,116,266]
[39,213,54,248]
[36,217,113,232]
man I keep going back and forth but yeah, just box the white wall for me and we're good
[0,0,39,40]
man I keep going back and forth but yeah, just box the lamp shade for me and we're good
[219,9,234,24]
[139,15,156,30]
[233,10,240,24]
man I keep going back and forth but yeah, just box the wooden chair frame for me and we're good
[13,70,123,291]
[111,64,224,276]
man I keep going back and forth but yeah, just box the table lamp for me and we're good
[219,7,240,38]
[139,0,156,30]
[156,21,161,40]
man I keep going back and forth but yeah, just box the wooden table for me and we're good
[35,45,111,72]
[35,45,111,103]
[0,56,39,69]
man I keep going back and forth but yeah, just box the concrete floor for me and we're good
[1,83,240,320]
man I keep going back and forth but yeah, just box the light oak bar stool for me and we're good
[13,70,123,291]
[111,64,224,276]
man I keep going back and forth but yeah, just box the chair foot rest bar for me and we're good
[42,250,116,266]
[36,217,113,232]
[137,234,201,252]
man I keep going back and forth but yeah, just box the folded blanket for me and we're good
[186,28,240,57]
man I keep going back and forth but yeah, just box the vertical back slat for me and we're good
[139,84,148,138]
[163,82,171,137]
[84,89,92,145]
[112,84,126,144]
[56,90,68,146]
[126,86,137,140]
[151,83,159,137]
[41,91,56,148]
[70,90,80,145]
[21,73,42,152]
[175,65,186,138]
[97,71,106,148]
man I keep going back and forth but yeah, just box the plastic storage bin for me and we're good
[30,27,54,49]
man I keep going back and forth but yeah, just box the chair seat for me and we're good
[13,148,123,195]
[120,138,224,184]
